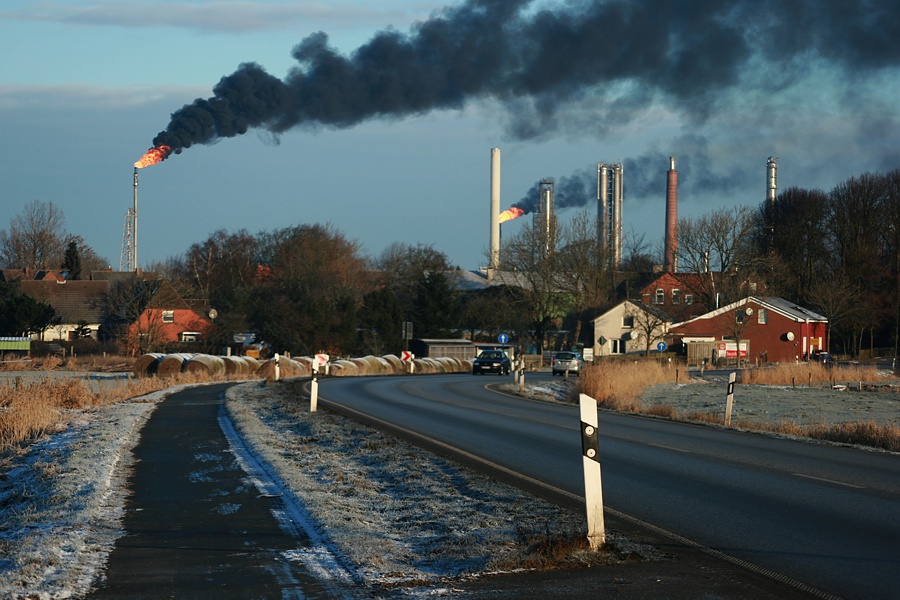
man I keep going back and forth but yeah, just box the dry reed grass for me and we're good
[0,370,222,453]
[578,362,899,452]
[741,362,891,386]
[578,361,678,411]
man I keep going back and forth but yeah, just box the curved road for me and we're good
[318,373,900,600]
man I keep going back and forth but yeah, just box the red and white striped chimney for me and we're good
[664,156,678,272]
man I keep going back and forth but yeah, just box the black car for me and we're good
[472,350,511,375]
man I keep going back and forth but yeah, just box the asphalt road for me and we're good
[318,373,900,600]
[89,383,353,599]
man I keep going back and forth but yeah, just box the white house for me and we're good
[592,300,671,358]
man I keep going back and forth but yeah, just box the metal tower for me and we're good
[120,167,138,271]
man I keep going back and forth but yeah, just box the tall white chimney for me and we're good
[489,148,501,279]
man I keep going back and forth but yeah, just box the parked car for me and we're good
[810,350,834,365]
[472,350,511,375]
[551,351,584,376]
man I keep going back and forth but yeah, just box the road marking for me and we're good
[792,473,864,489]
[647,442,691,453]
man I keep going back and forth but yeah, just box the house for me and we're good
[638,271,765,323]
[592,300,671,357]
[668,296,827,365]
[17,279,111,341]
[125,280,214,353]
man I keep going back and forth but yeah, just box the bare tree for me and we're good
[677,206,756,308]
[624,302,669,356]
[0,200,67,269]
[555,210,615,348]
[496,221,561,351]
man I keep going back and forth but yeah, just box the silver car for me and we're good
[551,351,583,376]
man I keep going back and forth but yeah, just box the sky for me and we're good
[2,0,899,272]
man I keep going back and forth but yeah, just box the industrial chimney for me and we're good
[597,163,623,269]
[766,156,778,206]
[664,156,678,272]
[488,148,501,279]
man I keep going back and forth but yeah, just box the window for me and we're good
[611,339,625,354]
[736,311,745,323]
[162,310,175,323]
[622,315,634,328]
[758,308,768,324]
[685,294,694,305]
[672,289,681,304]
[655,289,665,304]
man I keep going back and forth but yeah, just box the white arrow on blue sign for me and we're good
[498,334,509,344]
[657,341,667,352]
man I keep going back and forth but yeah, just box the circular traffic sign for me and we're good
[498,333,509,344]
[657,341,667,352]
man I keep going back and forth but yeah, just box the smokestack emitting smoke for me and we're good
[135,0,897,166]
[664,157,678,272]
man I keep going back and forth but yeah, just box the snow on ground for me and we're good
[5,371,894,598]
[0,385,194,600]
[0,377,638,599]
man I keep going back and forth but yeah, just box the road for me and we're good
[318,373,900,600]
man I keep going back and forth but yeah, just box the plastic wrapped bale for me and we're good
[157,353,194,377]
[256,357,308,380]
[241,355,261,373]
[221,355,244,375]
[411,358,433,374]
[381,354,404,373]
[351,355,390,375]
[294,356,314,375]
[330,360,360,376]
[184,354,226,377]
[435,357,460,373]
[132,353,164,377]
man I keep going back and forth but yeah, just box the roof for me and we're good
[673,295,827,328]
[18,280,110,323]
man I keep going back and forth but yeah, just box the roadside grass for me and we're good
[578,361,678,411]
[0,367,228,453]
[578,362,900,452]
[740,362,891,386]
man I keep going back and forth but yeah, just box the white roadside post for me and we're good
[518,358,525,393]
[274,353,280,381]
[579,393,606,549]
[725,371,736,426]
[311,353,329,412]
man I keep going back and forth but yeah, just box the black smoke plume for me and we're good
[149,0,899,160]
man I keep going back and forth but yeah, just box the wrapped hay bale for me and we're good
[241,355,261,372]
[184,354,226,376]
[351,355,392,375]
[132,353,164,377]
[256,357,309,380]
[221,355,246,375]
[381,354,404,372]
[330,360,359,376]
[157,353,194,377]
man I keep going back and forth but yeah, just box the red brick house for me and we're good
[668,296,827,365]
[638,272,710,322]
[126,280,213,354]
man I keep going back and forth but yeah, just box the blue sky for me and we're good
[2,0,898,271]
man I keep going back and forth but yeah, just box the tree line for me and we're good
[2,168,899,358]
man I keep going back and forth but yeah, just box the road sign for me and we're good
[498,333,509,344]
[314,353,329,369]
[401,351,414,362]
[657,341,667,352]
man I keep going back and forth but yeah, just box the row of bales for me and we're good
[133,353,473,379]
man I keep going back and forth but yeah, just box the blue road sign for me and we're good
[657,341,667,352]
[498,334,509,344]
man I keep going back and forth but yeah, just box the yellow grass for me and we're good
[0,370,230,453]
[578,361,678,411]
[577,361,899,452]
[741,362,891,385]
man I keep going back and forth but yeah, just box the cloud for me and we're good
[1,1,434,33]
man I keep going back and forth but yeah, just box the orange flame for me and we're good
[498,206,525,223]
[134,145,172,168]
